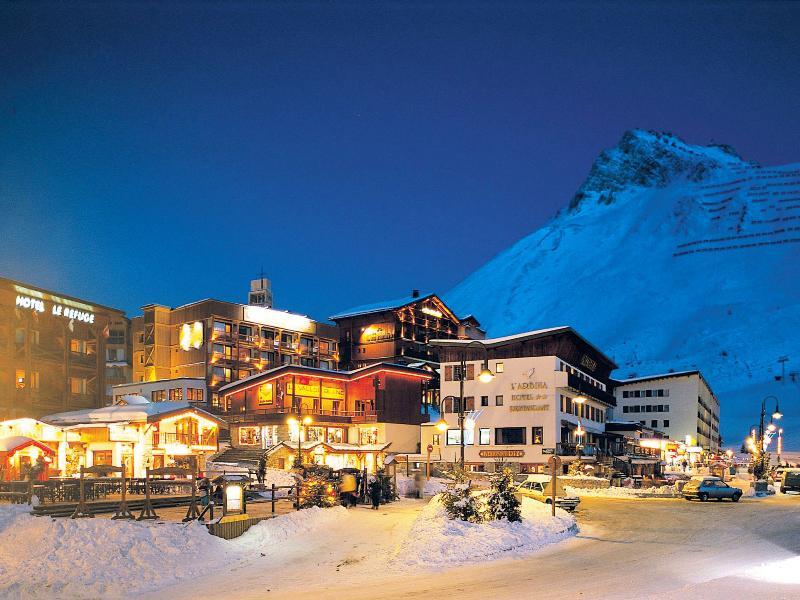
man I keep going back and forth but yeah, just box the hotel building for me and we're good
[131,290,339,411]
[613,370,721,451]
[0,277,131,420]
[425,327,618,473]
[218,362,432,472]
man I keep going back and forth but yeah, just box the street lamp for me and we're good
[573,395,586,465]
[287,414,312,469]
[754,395,782,481]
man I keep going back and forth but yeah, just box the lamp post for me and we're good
[287,414,312,470]
[573,395,587,466]
[453,341,494,470]
[754,395,782,481]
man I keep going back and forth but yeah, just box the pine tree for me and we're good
[298,473,337,508]
[486,467,521,522]
[439,463,486,523]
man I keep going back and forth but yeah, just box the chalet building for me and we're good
[218,363,432,472]
[425,327,618,474]
[0,277,131,420]
[131,284,339,411]
[613,370,721,451]
[112,377,207,405]
[329,290,484,370]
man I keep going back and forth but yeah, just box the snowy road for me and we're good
[156,495,800,600]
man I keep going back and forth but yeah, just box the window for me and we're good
[319,340,333,354]
[663,420,670,428]
[481,396,489,407]
[108,329,125,345]
[213,321,231,335]
[645,390,652,397]
[15,328,25,344]
[30,330,40,345]
[70,377,88,395]
[260,350,276,364]
[281,332,294,347]
[623,391,629,398]
[664,405,669,412]
[360,428,378,445]
[446,429,461,445]
[169,388,183,401]
[213,344,232,358]
[319,359,333,370]
[281,354,295,365]
[93,450,113,466]
[623,406,629,413]
[212,366,232,381]
[495,362,504,373]
[495,427,526,445]
[151,390,166,402]
[532,427,543,445]
[479,428,490,445]
[187,388,204,402]
[28,371,40,390]
[70,339,90,354]
[238,427,260,446]
[432,434,441,446]
[495,395,503,406]
[238,324,253,338]
[300,357,315,367]
[300,337,314,353]
[327,428,344,444]
[651,420,658,428]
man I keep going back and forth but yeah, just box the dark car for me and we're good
[682,476,742,502]
[780,471,800,494]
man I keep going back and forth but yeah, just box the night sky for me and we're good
[1,2,799,322]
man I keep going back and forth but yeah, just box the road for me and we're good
[161,495,800,600]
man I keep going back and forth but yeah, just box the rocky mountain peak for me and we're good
[568,129,748,212]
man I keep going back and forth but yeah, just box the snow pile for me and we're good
[262,468,296,487]
[0,504,229,599]
[396,475,449,497]
[565,485,678,498]
[394,496,575,569]
[0,502,348,599]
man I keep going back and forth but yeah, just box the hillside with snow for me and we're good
[446,130,800,448]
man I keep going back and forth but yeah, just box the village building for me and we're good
[131,281,339,412]
[112,377,207,405]
[612,370,721,451]
[0,276,132,420]
[424,327,618,474]
[217,362,433,473]
[38,397,226,477]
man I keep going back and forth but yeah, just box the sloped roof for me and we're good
[41,402,226,428]
[329,293,435,320]
[0,436,54,454]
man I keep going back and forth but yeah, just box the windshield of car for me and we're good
[784,473,800,485]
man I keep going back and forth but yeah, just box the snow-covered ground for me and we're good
[395,495,576,569]
[395,475,448,496]
[0,502,346,599]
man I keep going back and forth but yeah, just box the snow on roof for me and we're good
[614,370,700,384]
[42,401,195,427]
[0,436,38,452]
[329,293,434,320]
[118,394,150,405]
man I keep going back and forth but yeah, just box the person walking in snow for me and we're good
[257,456,266,485]
[369,477,382,509]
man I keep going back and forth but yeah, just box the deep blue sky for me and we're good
[1,1,799,322]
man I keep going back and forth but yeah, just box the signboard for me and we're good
[511,394,549,402]
[542,448,555,455]
[15,293,95,324]
[580,354,598,372]
[286,378,320,397]
[361,323,394,344]
[479,450,525,458]
[179,321,204,351]
[426,444,433,453]
[509,404,550,412]
[321,381,345,400]
[257,383,273,405]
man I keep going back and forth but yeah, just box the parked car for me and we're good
[514,474,580,511]
[682,476,742,502]
[780,470,800,494]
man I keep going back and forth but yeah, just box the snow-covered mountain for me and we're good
[446,130,800,448]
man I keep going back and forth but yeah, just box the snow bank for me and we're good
[0,502,348,599]
[565,485,678,498]
[394,496,575,569]
[396,475,449,497]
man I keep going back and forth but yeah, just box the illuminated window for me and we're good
[300,357,314,367]
[152,390,166,402]
[29,371,39,390]
[69,377,88,395]
[300,337,314,353]
[93,450,112,466]
[359,428,378,445]
[213,321,231,335]
[479,428,490,445]
[238,324,253,338]
[213,366,232,381]
[186,388,204,402]
[169,388,183,401]
[432,434,441,446]
[15,370,25,389]
[495,362,504,373]
[213,344,232,358]
[281,332,295,347]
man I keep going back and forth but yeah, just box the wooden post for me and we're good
[547,455,562,518]
[271,483,276,513]
[183,473,200,522]
[112,464,134,520]
[137,468,158,521]
[70,466,93,519]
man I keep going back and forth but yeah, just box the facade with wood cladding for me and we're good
[219,363,432,471]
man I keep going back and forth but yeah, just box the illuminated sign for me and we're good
[479,450,525,458]
[511,394,549,402]
[580,355,598,372]
[286,378,320,397]
[243,305,314,334]
[321,382,345,400]
[257,383,273,405]
[511,382,548,390]
[16,294,95,324]
[361,323,394,344]
[421,306,443,318]
[179,321,204,351]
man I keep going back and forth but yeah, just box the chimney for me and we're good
[412,289,420,298]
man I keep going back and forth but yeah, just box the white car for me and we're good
[515,474,580,511]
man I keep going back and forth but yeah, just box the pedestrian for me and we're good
[257,456,266,485]
[369,477,382,510]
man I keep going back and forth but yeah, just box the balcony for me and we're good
[556,443,599,457]
[559,373,616,406]
[153,431,218,447]
[225,406,378,425]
